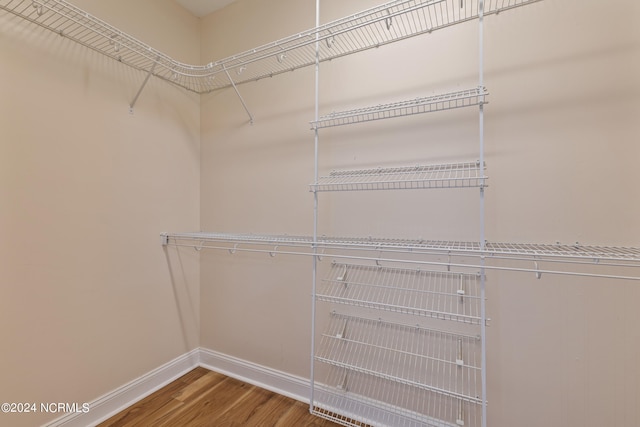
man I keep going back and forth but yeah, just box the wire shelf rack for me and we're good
[311,88,487,129]
[313,312,482,427]
[165,232,640,264]
[0,0,542,94]
[311,162,487,192]
[164,232,640,280]
[318,262,482,324]
[0,0,211,92]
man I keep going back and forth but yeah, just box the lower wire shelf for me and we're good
[313,312,482,427]
[319,262,482,324]
[312,384,476,427]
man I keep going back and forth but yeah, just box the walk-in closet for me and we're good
[1,1,639,426]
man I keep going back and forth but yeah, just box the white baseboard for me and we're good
[42,348,310,427]
[199,347,311,404]
[43,349,200,427]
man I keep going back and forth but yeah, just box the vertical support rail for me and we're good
[310,0,320,414]
[129,55,160,113]
[478,2,488,427]
[223,66,254,124]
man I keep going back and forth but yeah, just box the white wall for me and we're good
[0,1,200,426]
[199,1,640,426]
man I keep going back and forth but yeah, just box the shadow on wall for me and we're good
[163,245,200,351]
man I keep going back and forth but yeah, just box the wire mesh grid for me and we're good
[313,312,482,427]
[0,0,542,93]
[166,233,640,265]
[311,88,487,129]
[311,162,487,192]
[318,262,482,324]
[486,242,640,261]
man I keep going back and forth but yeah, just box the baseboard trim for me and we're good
[43,349,200,427]
[199,347,311,404]
[41,348,311,427]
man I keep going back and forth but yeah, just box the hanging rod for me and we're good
[0,0,542,94]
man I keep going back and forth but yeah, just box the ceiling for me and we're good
[175,0,236,17]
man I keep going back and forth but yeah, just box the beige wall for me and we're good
[1,0,639,426]
[200,1,640,427]
[0,1,200,426]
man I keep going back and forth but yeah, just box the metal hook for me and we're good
[385,9,393,30]
[336,264,348,283]
[534,261,542,279]
[194,241,204,251]
[228,243,238,255]
[326,35,334,49]
[269,245,278,257]
[456,338,464,366]
[457,276,466,304]
[32,1,43,15]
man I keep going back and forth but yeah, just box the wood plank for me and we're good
[213,387,294,426]
[99,368,343,427]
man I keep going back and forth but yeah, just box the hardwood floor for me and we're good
[98,367,342,427]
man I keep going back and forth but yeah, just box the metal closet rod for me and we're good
[0,0,543,94]
[164,239,640,281]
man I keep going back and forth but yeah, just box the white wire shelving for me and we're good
[318,262,482,324]
[163,233,640,280]
[313,312,482,427]
[1,0,541,94]
[311,161,487,192]
[311,88,488,129]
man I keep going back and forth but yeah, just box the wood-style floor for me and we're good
[98,367,342,427]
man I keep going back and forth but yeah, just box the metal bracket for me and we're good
[129,55,160,114]
[223,65,254,124]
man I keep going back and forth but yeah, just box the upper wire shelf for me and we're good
[0,0,542,94]
[311,88,487,129]
[311,161,487,192]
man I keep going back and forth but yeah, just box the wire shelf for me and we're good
[311,88,487,129]
[0,0,211,92]
[165,233,640,263]
[1,0,542,94]
[318,262,482,324]
[313,312,482,426]
[311,162,487,192]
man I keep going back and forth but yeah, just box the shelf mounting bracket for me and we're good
[223,65,254,124]
[129,55,160,114]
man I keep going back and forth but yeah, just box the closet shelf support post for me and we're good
[129,55,160,114]
[223,66,255,124]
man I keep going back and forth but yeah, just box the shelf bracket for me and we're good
[223,65,255,124]
[457,399,465,426]
[129,55,160,114]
